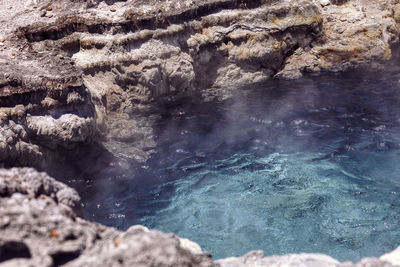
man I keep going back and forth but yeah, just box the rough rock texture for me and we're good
[216,250,399,266]
[0,167,81,215]
[0,168,399,267]
[1,0,400,169]
[276,0,399,79]
[0,168,216,267]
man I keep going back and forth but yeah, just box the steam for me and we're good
[73,64,400,244]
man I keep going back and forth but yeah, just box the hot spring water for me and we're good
[77,71,400,261]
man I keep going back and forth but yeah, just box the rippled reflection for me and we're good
[78,69,400,261]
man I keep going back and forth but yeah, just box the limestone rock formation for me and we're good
[1,0,400,171]
[276,0,400,79]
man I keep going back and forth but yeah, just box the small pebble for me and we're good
[110,8,116,12]
[320,0,330,7]
[336,27,345,34]
[50,230,59,238]
[113,237,123,246]
[0,38,5,43]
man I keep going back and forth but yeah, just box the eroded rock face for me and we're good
[0,167,81,214]
[66,0,324,163]
[0,168,105,267]
[0,67,96,169]
[68,225,215,267]
[2,0,400,169]
[277,0,400,79]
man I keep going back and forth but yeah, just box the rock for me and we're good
[0,168,81,215]
[0,168,215,267]
[26,113,95,149]
[179,238,203,255]
[216,250,397,267]
[69,225,215,267]
[216,251,340,267]
[320,0,331,6]
[1,0,399,172]
[0,168,115,267]
[276,0,397,79]
[380,247,400,266]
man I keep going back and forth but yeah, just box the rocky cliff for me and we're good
[1,0,400,266]
[1,0,400,171]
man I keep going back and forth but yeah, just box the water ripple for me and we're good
[80,71,400,262]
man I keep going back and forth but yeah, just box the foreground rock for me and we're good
[1,0,400,171]
[216,250,400,266]
[0,168,216,267]
[0,168,399,267]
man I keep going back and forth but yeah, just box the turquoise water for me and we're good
[80,71,400,261]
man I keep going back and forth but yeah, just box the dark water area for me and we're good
[75,67,400,261]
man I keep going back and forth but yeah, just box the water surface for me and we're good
[78,70,400,261]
